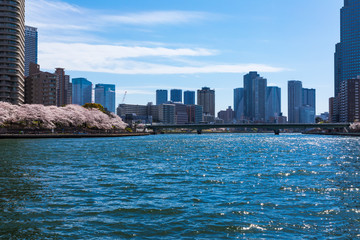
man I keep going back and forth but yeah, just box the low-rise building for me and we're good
[217,106,234,123]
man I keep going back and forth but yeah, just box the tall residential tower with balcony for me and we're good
[0,0,25,104]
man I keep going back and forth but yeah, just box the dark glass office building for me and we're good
[156,89,168,105]
[233,88,244,121]
[244,71,267,122]
[25,26,38,77]
[288,80,303,123]
[331,0,360,122]
[184,90,195,105]
[334,0,360,96]
[170,89,182,103]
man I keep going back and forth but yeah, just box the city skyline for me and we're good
[25,0,342,115]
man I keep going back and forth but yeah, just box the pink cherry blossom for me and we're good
[0,102,127,130]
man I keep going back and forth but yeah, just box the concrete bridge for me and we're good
[146,123,351,135]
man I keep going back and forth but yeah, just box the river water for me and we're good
[0,134,359,239]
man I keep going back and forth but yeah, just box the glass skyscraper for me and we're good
[25,26,38,77]
[184,90,195,105]
[265,86,281,122]
[0,0,25,104]
[170,89,182,103]
[330,0,360,122]
[95,84,116,113]
[334,0,360,96]
[233,88,244,122]
[156,89,168,105]
[72,78,92,106]
[244,71,267,122]
[288,80,303,123]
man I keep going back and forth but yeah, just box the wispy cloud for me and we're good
[26,0,87,30]
[40,43,215,59]
[26,0,209,32]
[27,0,288,76]
[39,42,286,74]
[101,11,209,26]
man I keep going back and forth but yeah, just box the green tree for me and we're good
[83,103,106,113]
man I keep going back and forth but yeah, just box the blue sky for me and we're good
[26,0,343,115]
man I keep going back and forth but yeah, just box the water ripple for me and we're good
[0,134,359,239]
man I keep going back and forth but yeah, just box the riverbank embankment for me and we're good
[0,132,150,139]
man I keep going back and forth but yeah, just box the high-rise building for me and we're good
[288,81,316,123]
[170,89,182,103]
[339,77,360,122]
[156,89,168,105]
[334,0,360,96]
[302,88,316,109]
[234,88,244,122]
[334,43,342,97]
[25,26,38,77]
[244,72,267,122]
[302,88,316,123]
[288,80,303,123]
[0,0,25,104]
[331,0,360,122]
[266,86,281,122]
[72,78,92,106]
[184,90,195,105]
[197,87,215,117]
[95,84,116,113]
[25,63,56,106]
[329,97,339,123]
[55,68,71,106]
[244,72,258,120]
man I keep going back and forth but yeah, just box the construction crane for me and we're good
[122,91,127,103]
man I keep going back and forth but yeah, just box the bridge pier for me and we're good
[274,129,280,135]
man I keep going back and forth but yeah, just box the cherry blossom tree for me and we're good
[0,102,127,130]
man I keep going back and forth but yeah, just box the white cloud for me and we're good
[101,11,209,25]
[39,42,286,74]
[27,0,288,76]
[26,0,87,30]
[40,42,215,59]
[26,0,209,32]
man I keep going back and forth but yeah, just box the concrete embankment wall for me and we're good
[0,133,150,139]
